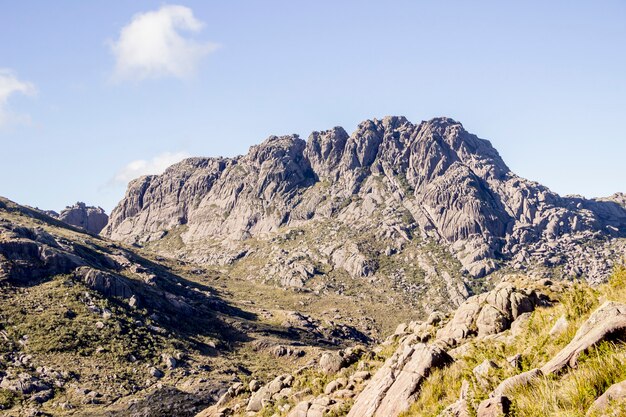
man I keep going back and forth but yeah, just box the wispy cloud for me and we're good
[110,5,218,81]
[0,69,36,127]
[113,151,190,184]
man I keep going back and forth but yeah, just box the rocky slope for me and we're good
[0,196,416,416]
[103,117,626,297]
[47,202,109,234]
[195,267,626,417]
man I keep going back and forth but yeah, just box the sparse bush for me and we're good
[0,389,19,410]
[562,282,597,320]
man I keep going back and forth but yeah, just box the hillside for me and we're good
[196,266,626,417]
[103,117,626,319]
[0,197,409,416]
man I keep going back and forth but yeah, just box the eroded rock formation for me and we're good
[103,117,626,284]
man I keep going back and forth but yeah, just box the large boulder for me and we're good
[74,266,135,299]
[541,302,626,375]
[58,202,109,234]
[347,343,452,417]
[437,282,542,346]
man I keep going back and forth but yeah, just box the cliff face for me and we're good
[103,117,626,284]
[57,202,109,234]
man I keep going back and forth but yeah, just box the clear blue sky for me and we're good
[1,1,624,212]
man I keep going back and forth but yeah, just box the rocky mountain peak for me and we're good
[305,126,349,180]
[103,116,626,285]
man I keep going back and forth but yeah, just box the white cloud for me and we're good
[110,5,218,81]
[0,69,36,127]
[114,151,190,183]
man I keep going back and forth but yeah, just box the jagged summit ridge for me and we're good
[103,116,626,283]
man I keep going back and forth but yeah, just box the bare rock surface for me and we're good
[436,281,544,347]
[476,396,511,417]
[541,301,626,375]
[586,379,626,416]
[57,202,108,234]
[346,343,451,417]
[103,116,626,285]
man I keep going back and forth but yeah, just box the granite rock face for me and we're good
[103,117,626,283]
[57,202,108,234]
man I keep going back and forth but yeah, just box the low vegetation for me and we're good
[402,265,626,417]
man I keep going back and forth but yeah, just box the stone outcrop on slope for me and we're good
[541,301,626,375]
[0,218,87,283]
[57,202,108,234]
[103,117,626,283]
[473,300,626,416]
[346,343,452,417]
[435,281,547,346]
[341,279,550,417]
[190,278,553,417]
[587,379,626,416]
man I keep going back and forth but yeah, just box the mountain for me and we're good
[0,196,404,416]
[3,116,626,416]
[103,117,626,309]
[45,202,109,234]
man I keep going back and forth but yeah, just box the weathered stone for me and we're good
[286,401,310,417]
[541,302,626,375]
[74,266,134,299]
[473,360,499,388]
[477,396,511,417]
[0,373,49,395]
[347,343,452,417]
[477,305,510,337]
[57,202,108,234]
[549,315,568,337]
[491,369,542,398]
[586,379,626,416]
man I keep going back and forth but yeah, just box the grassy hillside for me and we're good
[402,265,626,417]
[0,196,427,416]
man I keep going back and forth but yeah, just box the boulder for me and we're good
[490,368,542,398]
[476,396,511,417]
[548,315,568,337]
[74,266,135,299]
[347,343,452,417]
[541,302,626,375]
[586,379,626,416]
[58,202,108,234]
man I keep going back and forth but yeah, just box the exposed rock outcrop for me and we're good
[347,343,451,417]
[586,379,626,416]
[103,116,626,285]
[541,301,626,375]
[339,278,554,417]
[57,202,108,234]
[436,281,545,347]
[0,220,87,283]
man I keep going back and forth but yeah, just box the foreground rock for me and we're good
[436,281,546,347]
[347,343,452,417]
[586,379,626,416]
[541,301,626,375]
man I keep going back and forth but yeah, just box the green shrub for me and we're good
[0,389,19,410]
[562,283,597,320]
